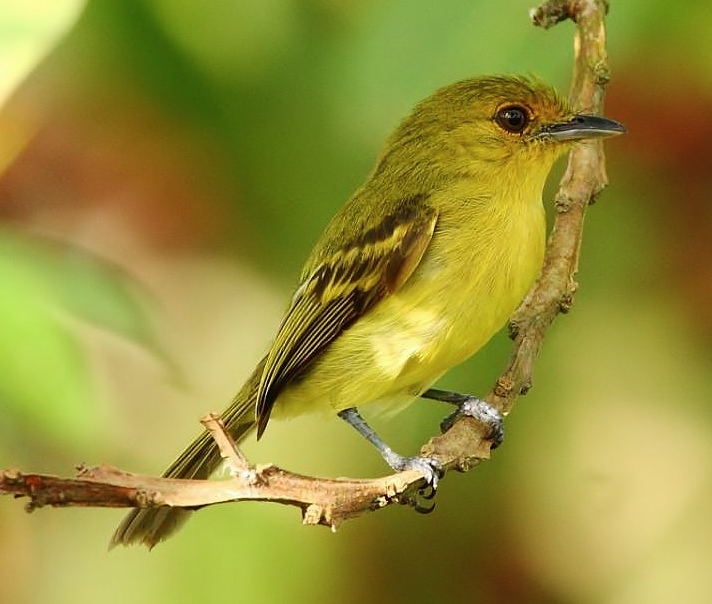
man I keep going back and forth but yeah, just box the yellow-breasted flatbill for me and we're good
[112,75,625,548]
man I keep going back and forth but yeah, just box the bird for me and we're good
[111,75,625,548]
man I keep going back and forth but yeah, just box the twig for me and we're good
[0,0,615,528]
[201,413,250,473]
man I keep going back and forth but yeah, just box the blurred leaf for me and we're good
[0,229,162,442]
[0,234,91,442]
[0,0,85,108]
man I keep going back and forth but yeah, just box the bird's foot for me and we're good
[386,452,443,491]
[337,407,443,510]
[385,453,443,513]
[440,397,504,448]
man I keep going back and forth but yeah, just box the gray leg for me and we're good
[421,388,504,448]
[337,407,442,489]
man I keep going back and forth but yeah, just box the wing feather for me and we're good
[256,194,438,436]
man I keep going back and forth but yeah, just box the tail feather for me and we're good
[110,361,263,549]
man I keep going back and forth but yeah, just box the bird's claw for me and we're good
[392,454,443,491]
[440,397,504,448]
[391,455,442,514]
[411,497,437,514]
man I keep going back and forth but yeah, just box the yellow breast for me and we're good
[272,179,546,420]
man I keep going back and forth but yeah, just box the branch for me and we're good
[2,415,427,529]
[1,0,616,530]
[430,0,614,468]
[506,0,611,392]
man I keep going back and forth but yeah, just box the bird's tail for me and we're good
[110,361,263,549]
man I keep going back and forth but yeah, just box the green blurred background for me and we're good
[1,1,712,602]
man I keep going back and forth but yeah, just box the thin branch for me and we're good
[428,0,614,469]
[2,415,425,529]
[201,412,251,473]
[0,0,616,529]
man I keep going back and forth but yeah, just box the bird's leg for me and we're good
[337,407,442,489]
[420,388,504,448]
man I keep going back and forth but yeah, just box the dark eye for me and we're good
[494,105,530,133]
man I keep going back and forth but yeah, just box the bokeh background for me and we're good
[1,1,712,602]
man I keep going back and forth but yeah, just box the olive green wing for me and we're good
[255,194,438,437]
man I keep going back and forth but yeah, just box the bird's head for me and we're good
[376,75,625,190]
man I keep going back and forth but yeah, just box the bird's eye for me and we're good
[494,105,530,134]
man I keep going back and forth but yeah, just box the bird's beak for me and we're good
[539,114,626,142]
